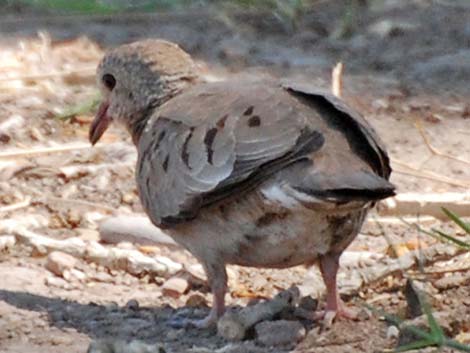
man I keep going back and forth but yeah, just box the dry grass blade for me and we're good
[0,143,106,159]
[401,218,470,250]
[332,62,343,98]
[415,121,470,165]
[40,196,116,213]
[391,158,470,188]
[0,198,31,213]
[0,67,95,82]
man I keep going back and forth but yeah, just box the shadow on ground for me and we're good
[0,289,228,348]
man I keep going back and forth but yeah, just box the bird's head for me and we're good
[89,39,199,145]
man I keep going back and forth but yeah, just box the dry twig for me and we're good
[99,215,178,247]
[331,62,343,98]
[391,158,470,188]
[0,67,95,83]
[0,143,95,159]
[381,192,470,218]
[0,198,31,213]
[217,286,300,341]
[0,219,182,278]
[415,121,470,165]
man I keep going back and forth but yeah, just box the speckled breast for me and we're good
[164,183,369,269]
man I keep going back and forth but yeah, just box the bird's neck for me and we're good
[129,76,200,145]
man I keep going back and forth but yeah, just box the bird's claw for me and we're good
[168,313,217,329]
[314,306,359,328]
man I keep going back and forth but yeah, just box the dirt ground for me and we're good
[0,1,470,352]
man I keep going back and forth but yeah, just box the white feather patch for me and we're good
[260,184,300,208]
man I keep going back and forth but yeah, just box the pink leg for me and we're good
[169,262,227,329]
[190,279,226,328]
[315,253,357,325]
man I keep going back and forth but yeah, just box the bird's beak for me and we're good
[89,101,111,145]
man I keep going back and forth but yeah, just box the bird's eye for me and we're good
[102,73,116,91]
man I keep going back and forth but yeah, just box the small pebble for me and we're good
[356,307,372,321]
[255,320,306,346]
[162,277,190,298]
[46,251,77,277]
[387,325,400,340]
[185,294,208,308]
[0,235,16,251]
[63,268,87,282]
[104,302,119,313]
[166,328,184,341]
[298,296,318,311]
[126,299,140,311]
[45,276,68,289]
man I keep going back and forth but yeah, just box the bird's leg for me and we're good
[169,262,227,329]
[315,252,357,326]
[192,273,227,329]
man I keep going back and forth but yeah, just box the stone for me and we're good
[162,277,189,298]
[75,228,100,242]
[125,299,140,311]
[255,320,306,346]
[46,251,77,277]
[63,268,87,282]
[186,264,208,286]
[45,276,68,288]
[368,19,417,38]
[88,339,162,353]
[185,294,208,308]
[387,325,400,340]
[0,235,16,250]
[298,295,318,311]
[434,273,469,290]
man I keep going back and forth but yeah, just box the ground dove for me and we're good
[89,39,395,328]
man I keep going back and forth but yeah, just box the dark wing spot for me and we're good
[181,128,194,168]
[243,233,260,242]
[256,211,289,227]
[155,130,166,150]
[204,128,218,165]
[145,177,150,190]
[217,114,228,129]
[162,154,169,172]
[243,106,254,116]
[248,115,261,127]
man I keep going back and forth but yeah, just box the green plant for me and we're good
[54,92,101,120]
[403,208,470,250]
[371,208,470,352]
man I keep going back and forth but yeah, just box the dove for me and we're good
[89,39,395,328]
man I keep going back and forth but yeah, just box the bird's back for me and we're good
[136,79,394,230]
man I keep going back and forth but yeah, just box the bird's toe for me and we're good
[168,313,217,330]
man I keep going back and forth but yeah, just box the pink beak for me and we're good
[89,101,111,145]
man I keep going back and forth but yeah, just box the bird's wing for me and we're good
[137,81,394,227]
[274,81,394,206]
[137,81,324,227]
[282,80,392,179]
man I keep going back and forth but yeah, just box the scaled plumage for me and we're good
[90,39,395,328]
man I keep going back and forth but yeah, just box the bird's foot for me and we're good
[314,305,358,328]
[169,311,218,329]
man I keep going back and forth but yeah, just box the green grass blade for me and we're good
[55,94,101,120]
[421,299,444,343]
[394,338,437,352]
[430,229,470,249]
[441,207,470,235]
[401,216,470,249]
[444,338,470,352]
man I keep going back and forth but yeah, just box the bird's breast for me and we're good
[163,181,366,269]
